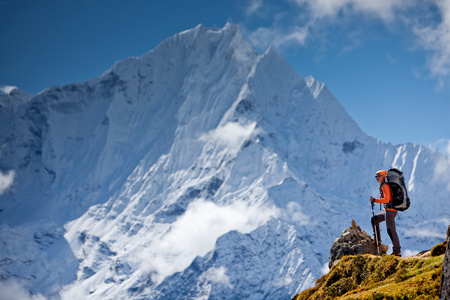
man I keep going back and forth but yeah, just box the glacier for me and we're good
[1,23,449,299]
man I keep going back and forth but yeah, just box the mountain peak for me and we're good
[1,23,449,300]
[104,23,255,83]
[0,86,32,107]
[0,85,18,95]
[180,22,240,36]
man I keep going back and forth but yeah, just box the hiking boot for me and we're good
[390,252,401,257]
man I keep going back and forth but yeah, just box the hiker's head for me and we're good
[375,170,387,182]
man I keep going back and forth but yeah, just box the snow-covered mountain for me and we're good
[1,23,449,299]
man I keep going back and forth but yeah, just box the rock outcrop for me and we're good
[439,224,450,300]
[329,220,388,268]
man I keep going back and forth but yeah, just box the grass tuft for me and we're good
[430,242,446,256]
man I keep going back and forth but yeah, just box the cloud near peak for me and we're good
[0,170,15,195]
[244,0,450,86]
[0,85,18,95]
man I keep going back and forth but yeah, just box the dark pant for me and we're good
[371,209,401,254]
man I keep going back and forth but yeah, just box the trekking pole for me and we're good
[372,201,380,255]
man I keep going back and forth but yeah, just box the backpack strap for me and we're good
[379,181,386,198]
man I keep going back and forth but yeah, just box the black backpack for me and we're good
[386,168,410,211]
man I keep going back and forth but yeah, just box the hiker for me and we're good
[370,170,401,257]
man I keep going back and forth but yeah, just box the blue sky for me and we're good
[1,0,449,156]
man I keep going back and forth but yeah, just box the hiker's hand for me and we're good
[370,196,375,203]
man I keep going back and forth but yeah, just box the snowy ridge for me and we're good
[1,23,449,299]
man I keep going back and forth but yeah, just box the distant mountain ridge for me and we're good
[0,23,449,299]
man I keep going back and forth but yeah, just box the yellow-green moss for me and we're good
[292,254,444,300]
[430,242,446,256]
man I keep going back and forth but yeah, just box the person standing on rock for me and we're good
[370,170,401,257]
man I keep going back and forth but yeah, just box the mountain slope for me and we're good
[0,23,449,299]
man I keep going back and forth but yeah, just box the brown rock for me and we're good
[439,224,450,300]
[329,220,388,268]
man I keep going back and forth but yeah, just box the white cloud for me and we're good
[432,138,450,157]
[0,279,46,300]
[245,0,411,50]
[0,170,15,195]
[320,262,329,275]
[244,0,450,87]
[141,198,278,284]
[248,25,309,51]
[433,154,450,191]
[412,1,450,86]
[403,249,419,257]
[246,0,264,16]
[0,85,17,95]
[403,228,447,239]
[293,0,409,21]
[201,266,233,288]
[283,202,310,225]
[201,122,259,149]
[431,139,450,192]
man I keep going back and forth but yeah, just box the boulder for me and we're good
[439,224,450,300]
[329,219,388,268]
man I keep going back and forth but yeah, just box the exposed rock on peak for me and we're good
[329,220,389,268]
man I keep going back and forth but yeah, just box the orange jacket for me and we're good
[375,182,396,211]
